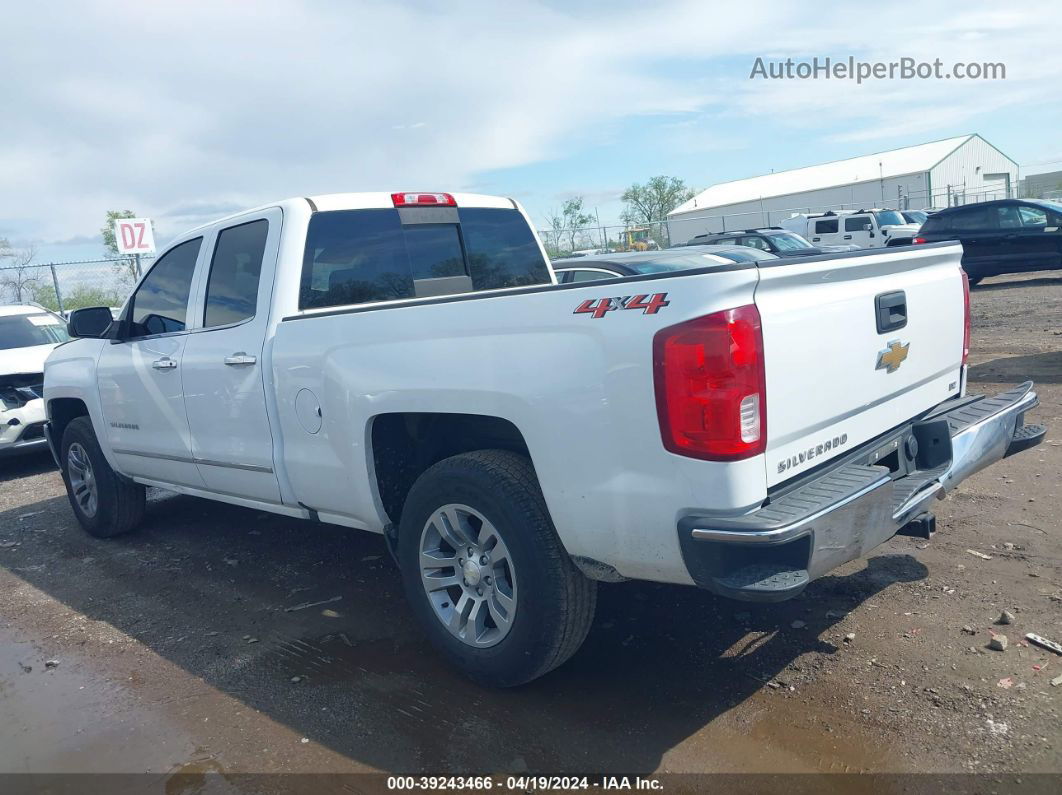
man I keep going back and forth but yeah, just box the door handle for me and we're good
[152,358,177,370]
[843,234,852,240]
[224,353,257,366]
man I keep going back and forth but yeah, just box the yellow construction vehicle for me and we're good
[621,226,654,251]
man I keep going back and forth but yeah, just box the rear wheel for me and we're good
[397,450,596,687]
[60,417,145,538]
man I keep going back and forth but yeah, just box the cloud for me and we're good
[1,1,1058,245]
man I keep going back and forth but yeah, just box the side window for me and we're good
[459,208,551,290]
[741,236,770,251]
[713,237,737,245]
[569,269,616,282]
[1018,206,1048,227]
[951,208,992,230]
[997,206,1022,229]
[919,215,945,235]
[844,216,871,232]
[204,219,269,328]
[814,219,838,234]
[128,238,202,337]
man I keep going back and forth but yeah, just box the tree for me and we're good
[31,282,126,312]
[620,176,696,246]
[560,197,595,252]
[101,210,136,258]
[0,239,41,303]
[542,211,565,257]
[545,197,595,254]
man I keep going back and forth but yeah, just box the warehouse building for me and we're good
[667,134,1018,241]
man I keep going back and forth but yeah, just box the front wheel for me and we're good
[60,417,146,538]
[397,450,596,687]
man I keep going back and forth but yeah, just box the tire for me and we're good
[397,450,596,687]
[60,416,145,538]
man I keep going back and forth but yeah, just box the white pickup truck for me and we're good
[44,191,1045,686]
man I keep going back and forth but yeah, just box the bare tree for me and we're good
[0,240,41,303]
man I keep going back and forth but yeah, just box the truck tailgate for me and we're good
[755,243,966,487]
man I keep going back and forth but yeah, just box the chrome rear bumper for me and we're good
[679,382,1045,601]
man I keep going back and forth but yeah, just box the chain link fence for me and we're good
[0,255,154,314]
[538,184,1022,258]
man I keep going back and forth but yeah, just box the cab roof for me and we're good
[184,192,518,236]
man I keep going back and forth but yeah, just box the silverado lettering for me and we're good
[777,433,849,474]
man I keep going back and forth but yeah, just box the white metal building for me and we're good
[667,134,1018,241]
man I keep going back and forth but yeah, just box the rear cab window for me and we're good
[300,207,550,310]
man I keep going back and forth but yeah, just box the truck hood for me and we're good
[0,343,58,377]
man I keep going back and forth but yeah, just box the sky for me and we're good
[3,0,1062,264]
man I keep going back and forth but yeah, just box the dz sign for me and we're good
[113,218,156,255]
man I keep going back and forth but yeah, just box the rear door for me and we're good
[950,205,998,274]
[808,217,840,246]
[181,210,282,503]
[754,245,966,487]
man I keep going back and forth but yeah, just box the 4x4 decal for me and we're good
[574,293,670,319]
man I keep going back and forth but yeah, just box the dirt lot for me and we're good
[1,271,1060,780]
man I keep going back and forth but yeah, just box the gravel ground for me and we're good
[0,269,1060,778]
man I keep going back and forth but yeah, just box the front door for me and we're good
[181,211,282,503]
[1014,204,1062,271]
[97,237,205,487]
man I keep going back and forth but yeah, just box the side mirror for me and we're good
[67,306,114,339]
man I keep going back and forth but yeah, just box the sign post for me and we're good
[112,218,156,277]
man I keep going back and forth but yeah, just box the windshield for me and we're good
[766,232,813,251]
[874,211,907,226]
[0,313,69,351]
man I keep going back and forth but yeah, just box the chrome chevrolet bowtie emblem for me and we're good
[876,340,910,373]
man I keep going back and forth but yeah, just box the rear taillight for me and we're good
[961,270,971,365]
[391,192,457,207]
[653,304,766,461]
[913,237,927,244]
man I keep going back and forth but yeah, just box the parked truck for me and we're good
[780,209,921,248]
[44,191,1045,686]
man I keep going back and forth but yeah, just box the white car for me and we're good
[43,191,1045,686]
[1,304,70,456]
